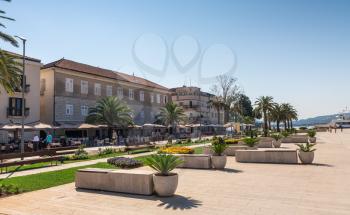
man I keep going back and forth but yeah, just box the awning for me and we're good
[0,124,34,130]
[143,123,166,128]
[31,122,54,129]
[57,123,98,129]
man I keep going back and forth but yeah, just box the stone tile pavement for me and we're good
[0,131,350,214]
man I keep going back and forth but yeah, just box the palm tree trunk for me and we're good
[263,111,268,137]
[277,120,280,132]
[290,120,293,129]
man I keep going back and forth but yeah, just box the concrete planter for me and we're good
[273,140,282,148]
[153,173,178,197]
[203,146,249,156]
[298,151,314,164]
[211,155,227,169]
[309,137,317,143]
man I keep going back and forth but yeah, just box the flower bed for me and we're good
[224,138,243,144]
[107,157,143,169]
[159,146,194,154]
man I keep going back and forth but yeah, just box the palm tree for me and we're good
[159,101,186,136]
[271,104,284,132]
[280,103,298,130]
[208,97,225,124]
[0,1,21,94]
[0,51,21,93]
[0,1,18,47]
[254,96,276,136]
[86,96,133,139]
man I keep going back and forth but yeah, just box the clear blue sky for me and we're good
[2,0,349,119]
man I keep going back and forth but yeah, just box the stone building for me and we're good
[170,86,224,125]
[0,52,42,143]
[40,59,170,126]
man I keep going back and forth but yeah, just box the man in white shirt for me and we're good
[33,135,40,151]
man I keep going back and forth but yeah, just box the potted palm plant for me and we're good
[243,137,258,149]
[307,130,317,143]
[296,140,316,164]
[271,133,282,148]
[211,137,228,169]
[144,154,183,197]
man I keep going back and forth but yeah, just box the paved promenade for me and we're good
[1,131,350,214]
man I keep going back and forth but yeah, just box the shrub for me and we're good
[107,157,143,169]
[307,130,316,138]
[144,154,183,176]
[243,138,258,147]
[175,139,182,144]
[98,147,117,156]
[185,138,192,144]
[281,131,290,138]
[71,145,89,160]
[299,127,307,130]
[271,134,282,141]
[211,137,228,156]
[0,184,22,196]
[167,137,173,144]
[296,142,316,152]
[159,146,194,154]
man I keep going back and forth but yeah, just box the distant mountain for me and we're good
[294,112,350,126]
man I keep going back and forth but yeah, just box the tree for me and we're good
[208,97,225,124]
[86,96,133,139]
[211,74,240,123]
[281,103,298,130]
[231,93,253,122]
[0,0,18,47]
[0,51,21,93]
[159,101,186,135]
[271,104,284,132]
[254,96,276,136]
[1,0,21,94]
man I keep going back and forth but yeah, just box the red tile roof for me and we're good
[42,58,168,91]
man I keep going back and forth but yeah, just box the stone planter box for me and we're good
[175,154,211,169]
[235,149,298,164]
[257,141,273,148]
[75,168,154,195]
[203,145,249,156]
[281,135,316,143]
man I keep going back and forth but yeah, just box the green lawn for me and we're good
[0,145,206,195]
[0,162,116,193]
[3,141,210,173]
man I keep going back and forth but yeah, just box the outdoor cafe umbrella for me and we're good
[0,124,34,130]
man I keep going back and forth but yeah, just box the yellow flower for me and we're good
[159,146,194,154]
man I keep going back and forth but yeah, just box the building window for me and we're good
[106,85,113,97]
[117,87,123,98]
[8,98,26,116]
[129,89,134,100]
[94,83,101,96]
[156,94,161,104]
[150,93,154,103]
[65,78,74,93]
[65,104,74,116]
[81,80,88,94]
[81,105,89,116]
[140,91,144,102]
[164,95,168,104]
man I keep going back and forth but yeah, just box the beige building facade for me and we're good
[0,53,42,143]
[40,59,170,126]
[170,86,224,125]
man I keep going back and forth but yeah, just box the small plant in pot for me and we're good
[307,130,317,143]
[211,137,228,169]
[144,154,183,197]
[243,137,258,149]
[296,140,316,164]
[271,133,282,148]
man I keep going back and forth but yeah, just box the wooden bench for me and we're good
[0,150,63,173]
[75,168,154,195]
[124,144,155,154]
[235,149,298,164]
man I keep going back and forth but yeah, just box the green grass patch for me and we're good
[0,162,117,193]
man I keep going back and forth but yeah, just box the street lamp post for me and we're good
[14,36,26,158]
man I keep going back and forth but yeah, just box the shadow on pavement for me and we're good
[76,189,202,210]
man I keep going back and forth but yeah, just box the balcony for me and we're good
[7,107,30,117]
